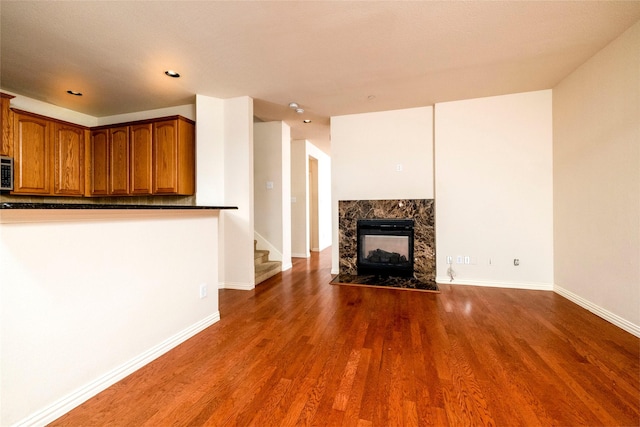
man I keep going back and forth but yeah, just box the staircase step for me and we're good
[255,261,281,285]
[254,249,269,264]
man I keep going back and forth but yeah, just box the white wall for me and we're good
[0,210,220,426]
[96,104,196,125]
[308,141,332,252]
[553,21,640,336]
[195,94,225,206]
[435,90,554,289]
[291,140,332,258]
[291,140,308,257]
[330,106,434,273]
[0,89,195,127]
[219,96,255,289]
[253,121,292,270]
[1,89,99,127]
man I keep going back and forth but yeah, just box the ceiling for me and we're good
[2,1,639,154]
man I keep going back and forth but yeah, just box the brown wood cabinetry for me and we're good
[52,123,85,196]
[130,123,153,195]
[153,117,195,195]
[12,111,51,194]
[5,106,194,198]
[12,110,86,196]
[1,93,15,156]
[109,126,130,195]
[90,129,109,195]
[88,116,193,197]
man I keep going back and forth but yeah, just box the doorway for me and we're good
[308,156,319,252]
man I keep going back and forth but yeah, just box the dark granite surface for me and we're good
[1,202,237,210]
[338,199,435,283]
[331,274,439,292]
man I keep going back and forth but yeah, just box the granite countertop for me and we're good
[1,202,237,210]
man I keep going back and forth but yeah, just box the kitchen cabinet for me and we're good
[10,110,195,198]
[130,123,153,195]
[109,126,130,195]
[89,116,195,197]
[153,117,194,195]
[12,110,86,196]
[90,129,109,196]
[12,111,51,194]
[52,122,85,196]
[1,93,14,156]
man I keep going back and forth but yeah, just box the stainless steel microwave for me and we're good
[0,156,13,191]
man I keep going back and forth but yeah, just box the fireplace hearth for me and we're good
[357,219,414,277]
[337,199,435,286]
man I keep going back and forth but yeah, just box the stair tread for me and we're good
[254,260,282,284]
[255,260,281,272]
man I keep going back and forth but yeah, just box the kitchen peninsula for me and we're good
[1,198,234,425]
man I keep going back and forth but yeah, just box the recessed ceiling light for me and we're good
[367,95,376,101]
[66,90,83,96]
[303,119,312,123]
[295,108,304,114]
[288,102,299,109]
[165,70,181,78]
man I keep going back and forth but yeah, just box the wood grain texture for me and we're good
[12,111,50,194]
[53,123,84,196]
[130,123,153,195]
[89,129,109,196]
[50,248,640,426]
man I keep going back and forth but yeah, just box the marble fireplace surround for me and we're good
[338,199,435,284]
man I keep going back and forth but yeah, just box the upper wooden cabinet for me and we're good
[90,129,109,196]
[130,123,153,195]
[53,123,85,196]
[12,110,87,196]
[109,126,130,195]
[6,107,195,198]
[12,111,51,194]
[89,116,194,197]
[1,93,15,156]
[153,117,194,195]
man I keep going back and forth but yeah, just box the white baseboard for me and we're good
[15,312,221,427]
[281,262,293,271]
[435,276,553,291]
[219,281,255,290]
[291,252,310,258]
[554,285,640,338]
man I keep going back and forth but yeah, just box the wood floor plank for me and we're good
[49,248,640,427]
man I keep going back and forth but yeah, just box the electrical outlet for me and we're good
[464,256,470,264]
[514,259,520,266]
[199,283,208,299]
[446,256,453,264]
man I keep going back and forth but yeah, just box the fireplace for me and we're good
[357,219,414,277]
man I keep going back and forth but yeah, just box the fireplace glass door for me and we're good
[357,219,414,277]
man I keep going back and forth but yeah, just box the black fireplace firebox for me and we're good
[357,219,415,277]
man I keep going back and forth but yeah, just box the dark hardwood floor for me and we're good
[51,248,640,426]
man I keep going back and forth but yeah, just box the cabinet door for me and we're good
[130,124,152,195]
[176,118,195,195]
[109,126,129,195]
[12,112,50,194]
[90,129,109,195]
[53,123,85,196]
[153,120,178,194]
[1,94,14,156]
